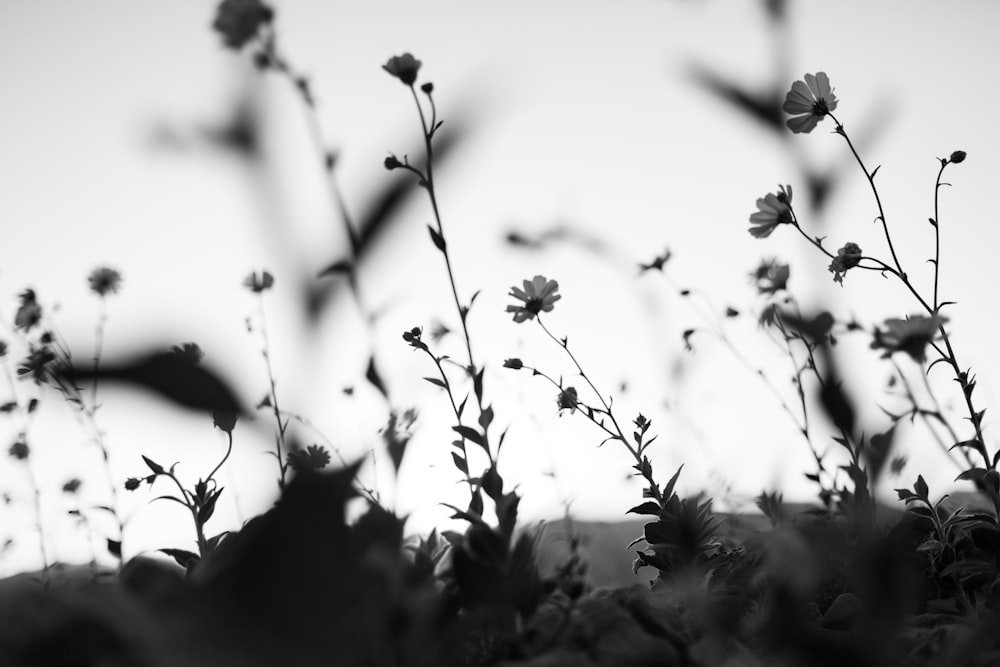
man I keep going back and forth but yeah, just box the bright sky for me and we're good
[2,0,1000,574]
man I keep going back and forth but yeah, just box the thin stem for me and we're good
[207,430,234,484]
[255,294,289,489]
[932,160,947,310]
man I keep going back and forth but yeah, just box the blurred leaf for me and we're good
[64,347,244,418]
[687,63,783,133]
[365,356,388,399]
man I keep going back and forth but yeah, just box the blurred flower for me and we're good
[17,347,57,384]
[503,358,523,370]
[8,440,29,461]
[287,444,332,473]
[171,342,204,364]
[88,266,122,297]
[828,242,863,284]
[14,289,42,332]
[243,270,274,293]
[750,259,790,295]
[783,72,838,134]
[213,0,273,50]
[506,275,561,323]
[62,478,82,494]
[749,185,794,238]
[758,303,781,329]
[382,53,422,86]
[950,150,967,164]
[871,314,947,364]
[557,387,578,415]
[0,341,7,358]
[124,477,142,492]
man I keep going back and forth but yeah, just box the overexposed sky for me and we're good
[2,0,999,573]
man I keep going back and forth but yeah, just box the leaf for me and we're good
[915,475,929,500]
[316,259,354,278]
[427,225,446,252]
[423,376,446,389]
[452,425,484,447]
[107,538,122,558]
[478,405,494,430]
[152,495,190,508]
[663,465,684,500]
[197,488,223,525]
[626,501,661,517]
[365,357,388,399]
[141,455,166,476]
[451,451,469,475]
[159,548,200,570]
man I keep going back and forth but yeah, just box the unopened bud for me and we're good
[949,150,967,164]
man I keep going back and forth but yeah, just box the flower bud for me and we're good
[421,82,434,94]
[384,155,403,171]
[949,150,967,164]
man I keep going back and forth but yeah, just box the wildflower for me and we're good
[124,477,142,491]
[62,478,82,494]
[8,440,29,461]
[88,266,122,297]
[402,327,428,351]
[213,408,238,434]
[556,387,578,415]
[871,314,947,364]
[243,270,274,293]
[287,444,332,473]
[750,259,790,295]
[828,242,863,284]
[382,53,422,86]
[950,150,967,164]
[17,347,57,384]
[506,275,561,323]
[14,290,42,332]
[212,0,273,50]
[749,185,794,238]
[503,358,523,370]
[782,72,838,134]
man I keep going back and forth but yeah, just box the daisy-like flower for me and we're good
[287,444,332,473]
[870,314,947,364]
[212,0,274,50]
[749,185,794,238]
[750,258,790,295]
[783,72,838,134]
[828,242,863,284]
[14,289,42,332]
[506,275,561,323]
[243,270,274,293]
[382,53,422,86]
[88,266,122,297]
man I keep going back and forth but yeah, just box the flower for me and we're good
[287,444,332,473]
[782,72,838,134]
[503,358,523,370]
[382,53,422,86]
[171,342,204,364]
[828,242,863,284]
[557,387,578,415]
[402,327,428,351]
[213,408,238,434]
[506,275,561,323]
[212,0,274,50]
[14,289,42,332]
[17,347,57,384]
[750,259,790,295]
[8,440,29,461]
[749,185,794,238]
[243,270,274,293]
[88,266,122,297]
[871,315,947,364]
